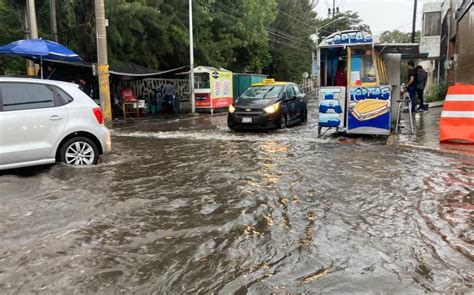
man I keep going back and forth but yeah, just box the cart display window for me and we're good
[349,48,377,85]
[195,73,210,89]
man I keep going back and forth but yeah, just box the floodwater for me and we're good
[1,107,473,293]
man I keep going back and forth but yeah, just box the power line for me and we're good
[267,27,313,48]
[275,7,315,28]
[339,0,347,11]
[199,1,314,50]
[269,38,312,53]
[211,1,313,47]
[373,17,421,37]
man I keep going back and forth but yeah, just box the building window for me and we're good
[424,12,441,36]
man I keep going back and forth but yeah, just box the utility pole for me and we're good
[94,0,112,125]
[50,0,58,42]
[332,0,336,18]
[328,0,340,32]
[411,0,418,43]
[26,0,38,76]
[189,0,195,113]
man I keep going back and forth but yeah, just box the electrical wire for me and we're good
[198,0,315,51]
[211,1,314,47]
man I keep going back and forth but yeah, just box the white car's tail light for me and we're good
[92,107,104,124]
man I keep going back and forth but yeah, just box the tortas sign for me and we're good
[347,86,392,135]
[324,31,373,46]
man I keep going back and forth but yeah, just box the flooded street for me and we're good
[1,107,473,293]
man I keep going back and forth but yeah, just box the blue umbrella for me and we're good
[0,39,82,78]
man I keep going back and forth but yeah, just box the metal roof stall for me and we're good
[178,66,233,114]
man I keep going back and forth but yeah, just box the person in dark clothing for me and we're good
[416,65,428,112]
[45,65,59,80]
[78,77,92,98]
[406,61,417,112]
[163,82,177,113]
[334,62,347,87]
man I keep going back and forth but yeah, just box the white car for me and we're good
[0,77,111,170]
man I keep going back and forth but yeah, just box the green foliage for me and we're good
[265,0,317,82]
[192,0,277,72]
[379,30,420,43]
[317,11,371,39]
[0,0,323,82]
[426,80,452,103]
[54,0,278,72]
[57,0,96,61]
[0,0,24,74]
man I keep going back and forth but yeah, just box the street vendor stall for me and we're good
[317,30,420,136]
[193,66,233,114]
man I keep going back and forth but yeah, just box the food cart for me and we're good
[193,66,233,114]
[317,30,417,136]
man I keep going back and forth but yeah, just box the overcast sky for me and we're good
[315,0,441,35]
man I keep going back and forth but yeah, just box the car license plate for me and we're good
[242,117,252,123]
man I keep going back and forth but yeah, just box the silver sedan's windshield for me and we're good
[240,85,283,100]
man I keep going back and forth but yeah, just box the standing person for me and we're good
[416,65,427,112]
[44,65,58,80]
[163,81,176,112]
[334,62,347,87]
[155,87,162,114]
[406,61,417,113]
[78,77,92,98]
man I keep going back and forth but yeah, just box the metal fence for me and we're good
[299,78,318,100]
[117,78,190,101]
[117,77,318,102]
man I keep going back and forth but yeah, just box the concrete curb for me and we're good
[428,100,444,108]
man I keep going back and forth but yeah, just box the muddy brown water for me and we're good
[1,108,473,293]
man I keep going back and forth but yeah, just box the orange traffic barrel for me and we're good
[440,83,474,143]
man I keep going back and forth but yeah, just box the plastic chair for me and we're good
[120,88,137,102]
[120,88,140,119]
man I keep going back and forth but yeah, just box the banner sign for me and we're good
[347,86,392,135]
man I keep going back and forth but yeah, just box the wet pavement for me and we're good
[396,106,474,156]
[1,103,473,293]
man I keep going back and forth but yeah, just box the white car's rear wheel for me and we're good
[60,137,99,166]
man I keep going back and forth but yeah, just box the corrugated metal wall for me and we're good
[456,5,474,84]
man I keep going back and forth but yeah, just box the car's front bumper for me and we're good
[228,110,281,130]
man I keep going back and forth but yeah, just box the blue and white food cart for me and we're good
[317,30,416,136]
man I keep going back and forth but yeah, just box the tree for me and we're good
[55,0,277,72]
[0,0,315,79]
[317,10,371,40]
[265,0,318,82]
[379,30,421,43]
[0,0,25,74]
[193,0,277,72]
[56,0,96,62]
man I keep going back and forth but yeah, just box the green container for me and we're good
[233,73,267,99]
[148,104,156,113]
